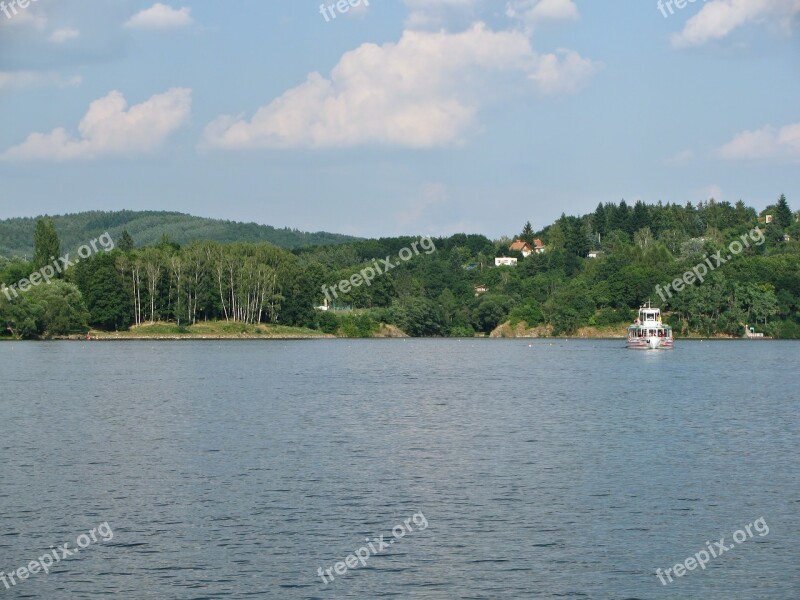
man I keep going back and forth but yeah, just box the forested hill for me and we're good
[2,196,800,340]
[0,210,359,257]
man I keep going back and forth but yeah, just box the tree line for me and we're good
[1,195,798,339]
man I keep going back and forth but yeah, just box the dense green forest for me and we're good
[0,210,359,257]
[2,196,799,339]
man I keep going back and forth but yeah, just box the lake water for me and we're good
[1,339,798,599]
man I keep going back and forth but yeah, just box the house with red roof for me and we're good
[509,239,546,257]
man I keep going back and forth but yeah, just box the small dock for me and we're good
[744,326,772,340]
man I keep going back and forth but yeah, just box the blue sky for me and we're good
[0,0,798,238]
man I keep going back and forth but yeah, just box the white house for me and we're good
[509,240,533,257]
[495,257,518,267]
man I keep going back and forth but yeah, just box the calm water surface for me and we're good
[1,339,798,599]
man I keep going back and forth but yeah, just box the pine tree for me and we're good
[33,218,61,272]
[631,200,649,232]
[774,194,792,229]
[118,230,135,252]
[520,221,534,244]
[593,203,606,237]
[607,200,631,233]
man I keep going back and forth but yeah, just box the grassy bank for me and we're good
[84,321,333,340]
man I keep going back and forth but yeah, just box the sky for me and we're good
[0,0,798,239]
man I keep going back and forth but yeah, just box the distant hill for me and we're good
[0,210,360,258]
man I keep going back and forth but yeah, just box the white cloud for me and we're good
[506,0,579,33]
[527,48,597,94]
[719,122,800,162]
[204,24,599,150]
[124,3,193,30]
[672,0,800,48]
[1,88,192,161]
[50,28,80,43]
[0,71,82,91]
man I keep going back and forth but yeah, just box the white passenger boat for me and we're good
[627,302,673,350]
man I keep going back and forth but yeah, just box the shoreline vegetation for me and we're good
[0,319,780,341]
[19,320,779,341]
[84,321,334,340]
[2,198,799,341]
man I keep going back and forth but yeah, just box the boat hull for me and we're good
[627,336,674,350]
